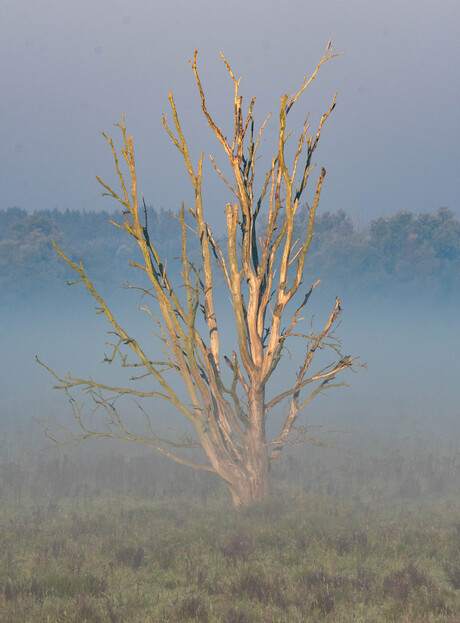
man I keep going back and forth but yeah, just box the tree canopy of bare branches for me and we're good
[38,44,362,507]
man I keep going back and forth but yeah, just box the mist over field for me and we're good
[2,264,458,456]
[2,168,459,623]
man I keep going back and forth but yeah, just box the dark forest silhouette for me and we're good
[1,205,459,297]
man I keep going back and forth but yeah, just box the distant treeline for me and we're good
[0,206,201,299]
[1,206,459,298]
[295,206,460,295]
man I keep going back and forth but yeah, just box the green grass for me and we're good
[0,445,459,622]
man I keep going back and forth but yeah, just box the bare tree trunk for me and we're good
[226,463,269,508]
[224,444,269,508]
[223,388,269,508]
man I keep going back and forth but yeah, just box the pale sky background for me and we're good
[1,0,459,231]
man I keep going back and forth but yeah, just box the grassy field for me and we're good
[0,441,459,622]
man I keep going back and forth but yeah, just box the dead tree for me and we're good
[38,44,362,507]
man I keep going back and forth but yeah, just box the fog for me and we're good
[2,280,458,459]
[2,259,459,618]
[2,0,458,487]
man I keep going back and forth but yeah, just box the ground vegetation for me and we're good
[0,441,459,622]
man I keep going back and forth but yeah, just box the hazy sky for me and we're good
[1,0,459,229]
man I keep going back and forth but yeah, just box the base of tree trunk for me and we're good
[225,462,270,508]
[227,481,270,509]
